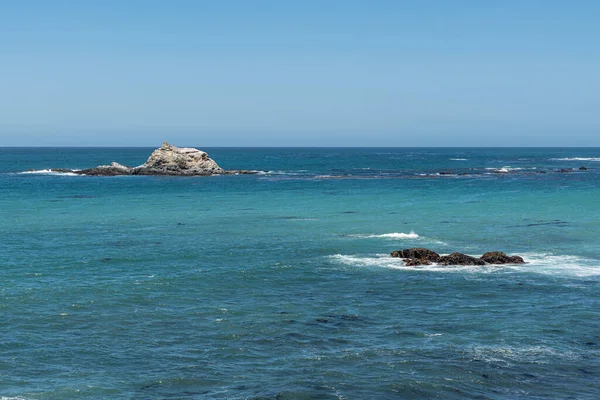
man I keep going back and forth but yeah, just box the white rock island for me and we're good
[50,142,256,176]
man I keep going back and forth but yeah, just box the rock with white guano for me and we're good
[133,142,224,175]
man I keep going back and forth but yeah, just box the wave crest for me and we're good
[550,157,600,162]
[18,169,81,176]
[352,232,419,239]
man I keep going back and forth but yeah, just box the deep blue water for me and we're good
[1,147,599,399]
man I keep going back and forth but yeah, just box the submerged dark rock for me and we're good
[47,142,257,176]
[579,166,588,170]
[390,247,525,266]
[523,220,568,227]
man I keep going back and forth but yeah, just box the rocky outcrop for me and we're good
[480,251,525,264]
[439,252,486,266]
[133,142,224,175]
[390,247,525,266]
[390,248,440,266]
[49,142,257,176]
[78,162,133,176]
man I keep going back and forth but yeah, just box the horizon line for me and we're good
[2,145,600,149]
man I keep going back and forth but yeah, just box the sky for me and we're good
[1,0,599,147]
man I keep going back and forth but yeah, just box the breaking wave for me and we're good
[485,166,525,173]
[517,252,600,277]
[350,232,419,239]
[18,169,81,176]
[328,253,490,273]
[343,232,448,245]
[550,157,600,162]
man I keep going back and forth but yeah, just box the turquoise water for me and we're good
[1,147,599,399]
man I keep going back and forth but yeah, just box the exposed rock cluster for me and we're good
[50,142,256,176]
[390,248,524,266]
[134,142,224,175]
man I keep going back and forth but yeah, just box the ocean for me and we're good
[1,147,599,399]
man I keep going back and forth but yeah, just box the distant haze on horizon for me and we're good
[1,1,599,147]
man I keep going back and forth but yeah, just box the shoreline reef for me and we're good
[26,143,591,178]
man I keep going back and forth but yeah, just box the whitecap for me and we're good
[514,252,600,277]
[19,169,82,176]
[256,170,310,176]
[351,232,419,239]
[417,172,457,177]
[449,158,468,161]
[20,169,53,174]
[550,157,600,162]
[344,232,448,245]
[328,254,490,273]
[485,166,523,173]
[329,254,403,269]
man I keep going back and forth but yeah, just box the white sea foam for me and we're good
[329,254,491,273]
[417,172,458,177]
[352,232,420,239]
[257,170,310,176]
[345,232,448,245]
[20,169,53,174]
[485,166,524,173]
[551,157,600,162]
[515,252,600,277]
[449,158,468,161]
[468,345,577,365]
[329,252,600,277]
[19,169,81,176]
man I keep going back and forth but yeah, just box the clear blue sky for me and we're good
[1,0,599,146]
